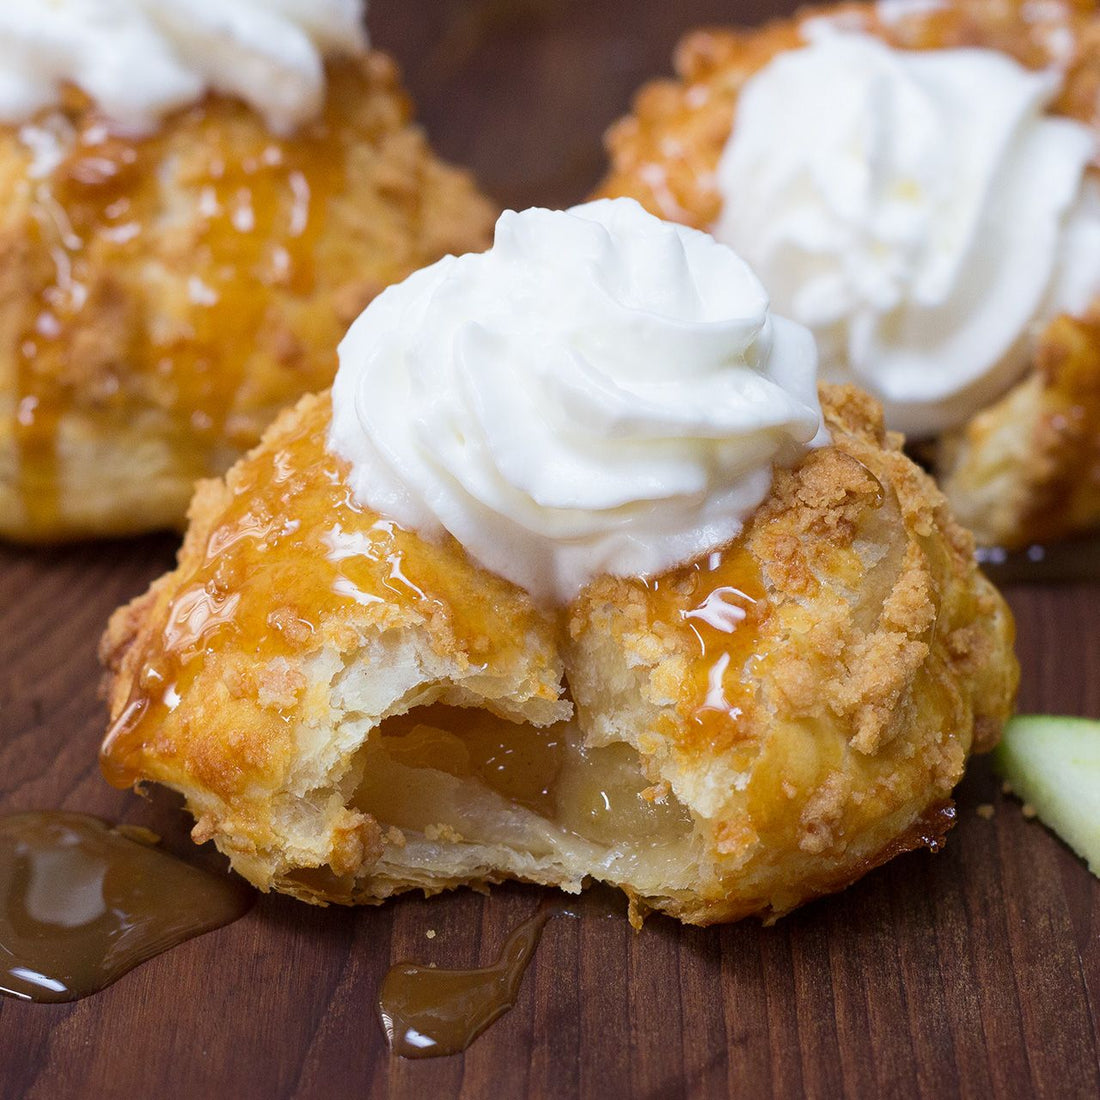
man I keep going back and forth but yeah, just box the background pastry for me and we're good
[0,0,496,542]
[596,0,1100,549]
[100,201,1017,926]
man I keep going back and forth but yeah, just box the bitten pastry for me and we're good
[596,0,1100,548]
[100,201,1018,926]
[0,0,496,542]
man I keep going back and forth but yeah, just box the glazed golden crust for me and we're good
[0,54,496,542]
[101,392,571,895]
[596,0,1100,548]
[100,386,1017,925]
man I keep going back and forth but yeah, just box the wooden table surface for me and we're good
[1,2,1099,1097]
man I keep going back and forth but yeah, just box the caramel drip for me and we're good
[379,908,552,1058]
[12,64,367,537]
[378,890,624,1059]
[641,543,768,759]
[0,812,252,1003]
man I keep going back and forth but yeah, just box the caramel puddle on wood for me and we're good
[0,812,254,1003]
[379,889,620,1058]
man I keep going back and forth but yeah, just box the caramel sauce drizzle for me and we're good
[641,543,768,759]
[101,392,769,797]
[100,395,542,790]
[101,404,768,806]
[0,812,252,1003]
[12,66,368,537]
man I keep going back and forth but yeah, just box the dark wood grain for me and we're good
[1,2,1099,1098]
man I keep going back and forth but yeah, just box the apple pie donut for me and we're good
[99,385,1017,925]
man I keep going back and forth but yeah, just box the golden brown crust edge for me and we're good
[937,310,1100,547]
[570,385,1017,925]
[100,390,573,899]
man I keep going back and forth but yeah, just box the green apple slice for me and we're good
[993,715,1100,877]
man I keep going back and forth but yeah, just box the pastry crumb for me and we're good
[1002,780,1013,795]
[641,780,670,804]
[1021,803,1038,819]
[425,929,436,939]
[976,803,995,820]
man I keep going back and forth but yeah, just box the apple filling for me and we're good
[350,704,699,897]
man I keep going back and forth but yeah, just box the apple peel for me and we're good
[994,715,1100,877]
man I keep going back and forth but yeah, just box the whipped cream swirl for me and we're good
[329,198,825,604]
[0,0,368,135]
[714,32,1100,437]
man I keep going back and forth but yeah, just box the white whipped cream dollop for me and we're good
[0,0,368,135]
[714,32,1100,437]
[330,198,825,604]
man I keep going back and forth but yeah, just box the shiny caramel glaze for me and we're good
[100,392,560,801]
[0,812,252,1003]
[640,545,767,768]
[560,541,769,837]
[99,389,764,831]
[2,54,496,540]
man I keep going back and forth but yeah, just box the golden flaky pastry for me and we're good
[596,0,1100,549]
[99,385,1017,926]
[0,55,496,542]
